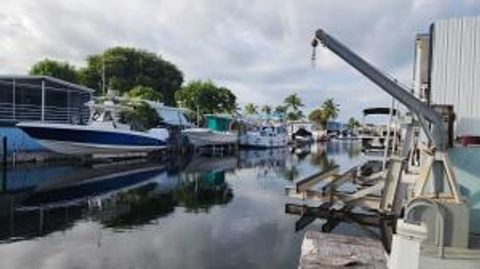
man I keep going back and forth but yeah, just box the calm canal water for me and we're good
[0,142,369,269]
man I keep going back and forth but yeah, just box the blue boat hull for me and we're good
[17,123,168,155]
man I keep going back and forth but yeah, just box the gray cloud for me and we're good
[1,0,479,120]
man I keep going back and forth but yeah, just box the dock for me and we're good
[298,231,387,269]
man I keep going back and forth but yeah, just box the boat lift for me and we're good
[310,29,462,202]
[286,29,471,250]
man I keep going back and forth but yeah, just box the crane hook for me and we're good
[311,39,318,67]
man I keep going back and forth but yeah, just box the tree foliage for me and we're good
[125,85,162,101]
[29,59,78,83]
[119,102,161,131]
[260,105,272,115]
[282,93,304,121]
[283,93,304,111]
[244,103,258,115]
[274,105,287,116]
[347,117,361,129]
[321,98,339,120]
[79,47,183,105]
[286,110,304,121]
[308,109,328,128]
[308,98,340,129]
[175,80,237,115]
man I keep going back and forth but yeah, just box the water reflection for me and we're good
[0,143,369,269]
[0,157,239,242]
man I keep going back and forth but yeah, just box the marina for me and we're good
[1,2,480,269]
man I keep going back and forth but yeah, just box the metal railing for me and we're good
[0,102,90,124]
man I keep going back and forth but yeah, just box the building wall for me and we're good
[430,16,480,136]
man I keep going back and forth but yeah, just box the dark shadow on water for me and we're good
[0,157,236,242]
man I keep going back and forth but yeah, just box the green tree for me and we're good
[260,105,272,115]
[283,93,304,111]
[347,117,361,129]
[308,109,328,129]
[79,47,183,105]
[283,93,304,121]
[244,103,258,115]
[274,105,287,116]
[175,80,237,115]
[119,102,161,131]
[286,110,304,121]
[29,59,78,83]
[125,86,162,101]
[321,98,339,120]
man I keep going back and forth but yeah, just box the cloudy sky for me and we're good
[1,0,479,121]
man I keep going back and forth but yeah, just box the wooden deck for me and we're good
[299,231,387,269]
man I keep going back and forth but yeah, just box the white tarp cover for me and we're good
[431,16,480,136]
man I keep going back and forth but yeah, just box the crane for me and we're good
[310,29,462,203]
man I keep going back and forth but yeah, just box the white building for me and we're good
[414,16,480,138]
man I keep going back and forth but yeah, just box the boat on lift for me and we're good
[182,114,237,147]
[357,107,400,154]
[17,99,169,156]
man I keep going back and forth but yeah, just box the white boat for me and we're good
[182,114,238,147]
[17,101,169,156]
[182,128,237,147]
[239,125,288,148]
[358,107,401,153]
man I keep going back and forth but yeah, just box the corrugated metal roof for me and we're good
[430,16,480,136]
[0,75,94,92]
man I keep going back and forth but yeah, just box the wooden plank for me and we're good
[293,202,333,232]
[296,165,339,193]
[299,231,387,269]
[285,186,382,211]
[321,166,357,192]
[285,203,385,228]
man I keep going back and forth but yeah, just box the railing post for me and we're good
[41,80,45,122]
[12,78,16,119]
[2,136,7,167]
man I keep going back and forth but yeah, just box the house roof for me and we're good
[0,75,94,93]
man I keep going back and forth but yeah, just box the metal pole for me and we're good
[41,80,45,122]
[392,101,400,154]
[382,98,394,171]
[2,136,7,167]
[102,55,106,95]
[12,79,15,119]
[196,106,200,127]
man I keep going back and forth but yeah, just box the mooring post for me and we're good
[2,136,7,167]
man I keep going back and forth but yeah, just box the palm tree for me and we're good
[308,109,328,129]
[284,93,304,111]
[321,98,339,120]
[274,105,287,115]
[347,117,361,129]
[244,103,258,115]
[260,104,272,115]
[286,110,304,121]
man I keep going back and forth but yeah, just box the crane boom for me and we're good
[312,29,446,151]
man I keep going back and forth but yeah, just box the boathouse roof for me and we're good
[0,75,94,92]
